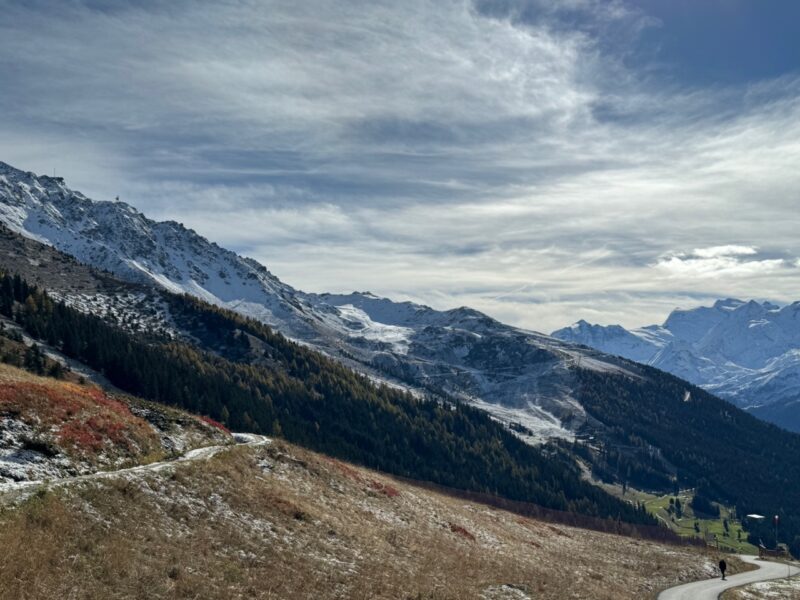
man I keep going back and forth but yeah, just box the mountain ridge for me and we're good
[0,159,638,442]
[553,298,800,431]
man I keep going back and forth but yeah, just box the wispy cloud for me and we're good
[0,1,798,331]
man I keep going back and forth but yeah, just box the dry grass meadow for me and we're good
[0,436,748,600]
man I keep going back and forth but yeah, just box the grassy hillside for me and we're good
[637,492,758,554]
[0,270,655,526]
[582,463,759,554]
[0,438,741,600]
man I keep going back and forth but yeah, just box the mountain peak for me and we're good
[554,297,800,430]
[712,298,745,310]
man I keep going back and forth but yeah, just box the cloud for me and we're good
[692,246,758,259]
[656,247,789,278]
[0,1,799,332]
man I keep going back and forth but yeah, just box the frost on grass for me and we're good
[0,438,727,600]
[481,584,533,600]
[724,577,800,599]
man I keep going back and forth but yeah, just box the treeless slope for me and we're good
[0,438,741,600]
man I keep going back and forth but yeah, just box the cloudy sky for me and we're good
[1,0,799,332]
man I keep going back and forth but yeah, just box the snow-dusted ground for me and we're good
[333,303,413,354]
[0,401,230,488]
[467,395,575,442]
[50,290,179,339]
[0,418,76,482]
[0,433,269,502]
[726,576,800,599]
[658,555,800,600]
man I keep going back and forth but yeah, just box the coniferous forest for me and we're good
[575,367,800,556]
[0,271,654,527]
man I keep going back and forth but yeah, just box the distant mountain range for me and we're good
[553,299,800,431]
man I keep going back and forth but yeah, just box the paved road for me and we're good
[0,433,270,497]
[658,554,800,600]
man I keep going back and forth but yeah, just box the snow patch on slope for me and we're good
[334,304,413,354]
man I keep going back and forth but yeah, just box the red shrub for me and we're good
[369,479,401,498]
[0,367,159,461]
[58,421,104,452]
[200,415,231,434]
[449,523,476,542]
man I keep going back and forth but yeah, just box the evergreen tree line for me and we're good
[575,366,800,556]
[0,272,654,526]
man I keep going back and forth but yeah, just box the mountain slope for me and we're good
[553,299,800,431]
[0,160,636,441]
[0,162,317,339]
[0,358,230,484]
[0,438,721,600]
[0,268,653,523]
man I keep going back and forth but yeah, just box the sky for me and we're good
[1,0,799,332]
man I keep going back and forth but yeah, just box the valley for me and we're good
[3,2,799,597]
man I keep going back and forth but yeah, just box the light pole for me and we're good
[774,515,779,550]
[746,513,765,556]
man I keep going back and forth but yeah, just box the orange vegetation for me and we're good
[0,365,158,462]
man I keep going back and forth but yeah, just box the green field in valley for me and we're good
[585,469,760,555]
[636,490,758,554]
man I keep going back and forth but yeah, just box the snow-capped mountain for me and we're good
[553,299,800,431]
[0,161,641,442]
[0,162,323,340]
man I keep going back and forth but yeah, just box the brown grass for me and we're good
[0,439,738,600]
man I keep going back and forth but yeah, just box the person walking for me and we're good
[719,558,727,580]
